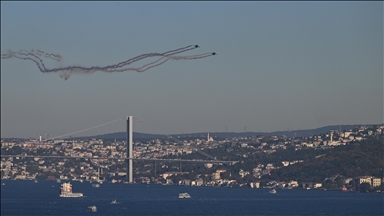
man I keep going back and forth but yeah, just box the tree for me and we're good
[26,164,39,174]
[11,146,23,155]
[359,183,371,193]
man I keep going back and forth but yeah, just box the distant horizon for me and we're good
[2,122,382,140]
[125,122,384,135]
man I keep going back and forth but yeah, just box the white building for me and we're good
[207,133,214,142]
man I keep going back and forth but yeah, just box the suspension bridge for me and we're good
[0,154,233,163]
[1,116,237,183]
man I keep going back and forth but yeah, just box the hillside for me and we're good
[78,124,380,140]
[263,137,384,183]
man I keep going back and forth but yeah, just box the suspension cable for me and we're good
[43,118,125,141]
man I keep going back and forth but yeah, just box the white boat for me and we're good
[92,183,100,188]
[269,189,277,194]
[179,193,191,199]
[59,182,83,198]
[2,183,5,186]
[111,198,120,204]
[34,180,38,183]
[87,206,97,212]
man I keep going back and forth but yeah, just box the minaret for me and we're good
[207,133,210,142]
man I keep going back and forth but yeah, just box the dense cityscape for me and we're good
[1,124,383,193]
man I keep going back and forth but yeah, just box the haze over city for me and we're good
[1,1,382,139]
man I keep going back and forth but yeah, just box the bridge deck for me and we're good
[0,154,236,164]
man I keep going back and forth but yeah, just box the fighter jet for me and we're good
[212,52,216,55]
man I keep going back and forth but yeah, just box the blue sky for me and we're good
[1,1,383,138]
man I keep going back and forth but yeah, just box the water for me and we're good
[1,180,383,216]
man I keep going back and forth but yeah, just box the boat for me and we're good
[59,182,83,198]
[269,189,277,194]
[342,187,348,192]
[2,183,5,186]
[179,192,191,199]
[92,183,100,188]
[87,206,97,212]
[56,179,61,183]
[111,198,120,204]
[34,180,38,183]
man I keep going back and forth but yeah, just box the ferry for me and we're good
[59,182,83,198]
[179,193,191,199]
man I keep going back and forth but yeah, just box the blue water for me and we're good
[1,180,383,216]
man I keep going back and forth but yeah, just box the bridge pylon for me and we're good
[126,116,133,183]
